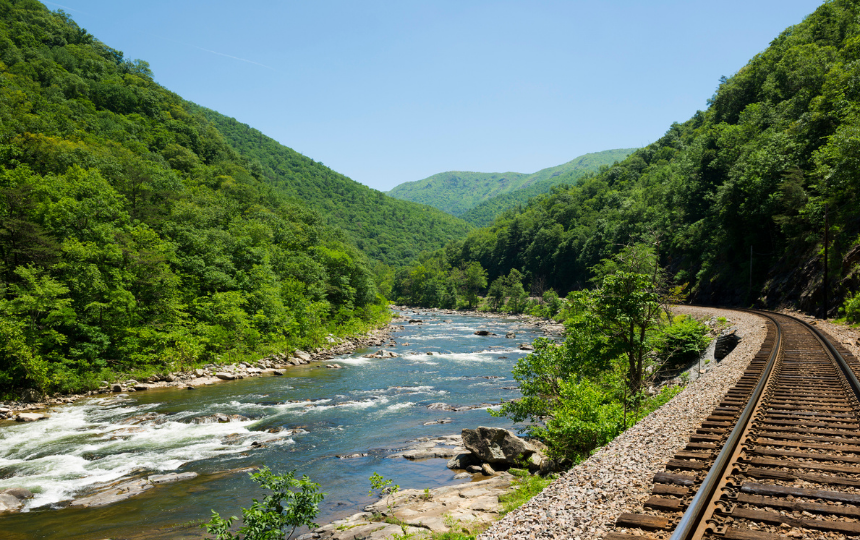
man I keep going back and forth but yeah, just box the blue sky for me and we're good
[46,1,824,191]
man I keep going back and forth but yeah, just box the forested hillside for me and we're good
[0,0,389,396]
[197,109,473,265]
[387,148,635,220]
[393,0,860,315]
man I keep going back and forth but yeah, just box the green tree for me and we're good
[205,467,324,540]
[456,261,487,308]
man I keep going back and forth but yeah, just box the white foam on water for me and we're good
[383,402,414,412]
[0,400,294,510]
[334,356,371,365]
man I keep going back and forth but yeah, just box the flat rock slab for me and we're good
[149,472,198,484]
[310,473,513,540]
[70,472,199,508]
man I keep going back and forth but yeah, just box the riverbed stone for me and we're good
[0,493,23,513]
[215,372,236,380]
[70,478,153,508]
[447,452,477,470]
[111,384,122,392]
[15,412,47,422]
[148,472,198,484]
[462,426,538,466]
[294,350,312,362]
[0,488,32,501]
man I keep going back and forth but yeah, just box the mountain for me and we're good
[195,108,472,266]
[386,148,636,220]
[392,0,860,314]
[0,0,463,396]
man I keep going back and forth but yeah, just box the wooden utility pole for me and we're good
[824,202,829,319]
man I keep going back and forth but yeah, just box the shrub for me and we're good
[204,467,323,540]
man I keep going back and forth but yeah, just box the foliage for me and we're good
[0,1,390,396]
[387,149,637,221]
[393,0,860,312]
[497,469,554,517]
[368,472,400,516]
[651,315,713,368]
[495,248,709,462]
[204,467,323,540]
[842,289,860,323]
[198,110,473,267]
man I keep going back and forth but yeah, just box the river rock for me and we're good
[15,412,47,422]
[148,472,198,484]
[481,463,496,476]
[447,452,477,470]
[518,342,534,351]
[3,488,33,500]
[325,363,342,369]
[462,427,538,466]
[215,372,236,380]
[0,493,23,513]
[294,350,312,362]
[466,464,483,473]
[111,383,123,392]
[133,384,149,391]
[70,478,152,508]
[474,330,496,336]
[195,368,205,377]
[273,370,284,376]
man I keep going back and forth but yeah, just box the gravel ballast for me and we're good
[479,307,768,540]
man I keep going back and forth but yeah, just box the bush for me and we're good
[842,290,860,323]
[204,467,323,540]
[651,315,711,369]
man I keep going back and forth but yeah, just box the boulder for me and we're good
[474,330,496,336]
[194,368,205,377]
[0,493,23,513]
[294,350,312,362]
[133,384,149,391]
[215,372,236,381]
[20,388,43,403]
[111,384,123,392]
[3,488,33,500]
[481,463,496,476]
[505,332,516,338]
[518,343,535,351]
[273,370,284,376]
[447,453,477,470]
[461,427,538,466]
[466,465,483,474]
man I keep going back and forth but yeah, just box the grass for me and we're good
[498,469,555,517]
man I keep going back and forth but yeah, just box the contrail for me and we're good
[155,35,277,71]
[44,1,88,14]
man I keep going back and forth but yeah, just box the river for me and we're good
[0,309,552,540]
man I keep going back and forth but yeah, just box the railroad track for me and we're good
[607,311,860,540]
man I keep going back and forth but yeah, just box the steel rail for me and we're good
[795,317,860,402]
[668,310,782,540]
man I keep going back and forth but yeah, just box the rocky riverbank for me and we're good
[0,315,408,422]
[304,427,552,540]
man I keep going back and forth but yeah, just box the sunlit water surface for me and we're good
[0,310,546,540]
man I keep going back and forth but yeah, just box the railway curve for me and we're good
[608,310,860,540]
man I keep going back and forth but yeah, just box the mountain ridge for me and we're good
[386,148,636,221]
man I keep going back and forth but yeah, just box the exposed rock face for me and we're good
[714,328,741,360]
[462,427,538,466]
